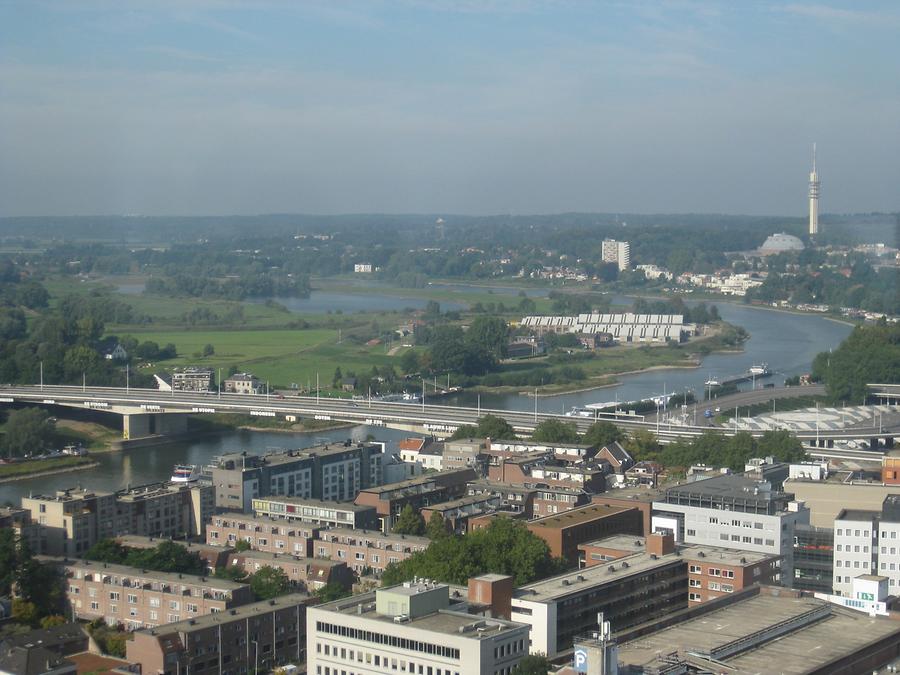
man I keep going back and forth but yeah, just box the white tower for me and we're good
[808,143,819,236]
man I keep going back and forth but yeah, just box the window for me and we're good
[127,594,137,604]
[109,592,119,601]
[689,579,701,587]
[708,581,720,591]
[689,564,701,573]
[687,529,696,537]
[689,592,702,602]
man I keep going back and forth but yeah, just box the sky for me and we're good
[1,1,898,217]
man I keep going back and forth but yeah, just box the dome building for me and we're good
[759,232,805,255]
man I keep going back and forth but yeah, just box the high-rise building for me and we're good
[601,239,630,271]
[809,142,820,235]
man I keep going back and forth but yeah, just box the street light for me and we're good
[252,640,258,675]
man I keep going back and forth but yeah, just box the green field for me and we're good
[124,327,402,389]
[0,455,96,479]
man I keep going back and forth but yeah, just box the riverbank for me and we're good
[0,457,99,483]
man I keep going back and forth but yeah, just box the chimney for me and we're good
[646,532,675,557]
[467,574,514,620]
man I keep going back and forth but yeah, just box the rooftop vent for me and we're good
[621,561,629,568]
[650,554,658,560]
[608,565,616,572]
[698,551,706,558]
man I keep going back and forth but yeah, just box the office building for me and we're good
[307,580,530,675]
[354,469,477,532]
[652,473,810,580]
[252,497,378,530]
[511,537,687,656]
[526,503,642,565]
[23,481,213,557]
[833,495,900,596]
[601,239,631,271]
[49,558,253,628]
[211,443,384,511]
[313,528,431,577]
[206,513,320,557]
[127,593,310,675]
[792,524,835,594]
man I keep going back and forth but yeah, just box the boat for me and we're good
[170,464,201,483]
[749,363,770,376]
[704,378,720,387]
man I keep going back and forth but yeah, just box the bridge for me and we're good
[1,384,897,447]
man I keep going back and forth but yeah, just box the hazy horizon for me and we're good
[2,1,898,218]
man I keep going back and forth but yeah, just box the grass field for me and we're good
[124,327,401,389]
[0,455,96,480]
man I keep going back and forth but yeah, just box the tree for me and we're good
[233,539,251,552]
[626,429,662,462]
[812,323,900,403]
[215,564,247,582]
[511,654,552,675]
[531,419,579,444]
[12,599,41,628]
[332,367,343,388]
[467,316,509,358]
[393,504,425,536]
[202,343,215,357]
[315,582,351,603]
[125,541,205,575]
[426,512,450,540]
[250,566,291,600]
[84,539,128,564]
[449,414,517,441]
[0,529,17,596]
[40,615,67,629]
[583,421,624,448]
[2,407,55,458]
[399,349,419,374]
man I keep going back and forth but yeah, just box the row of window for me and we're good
[315,622,460,660]
[687,565,735,578]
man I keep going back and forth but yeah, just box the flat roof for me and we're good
[616,593,900,674]
[578,535,645,553]
[115,536,226,554]
[423,494,498,512]
[318,527,430,546]
[253,497,374,512]
[836,508,879,522]
[229,550,342,567]
[593,486,663,503]
[46,558,245,591]
[527,503,629,529]
[576,536,778,567]
[135,593,310,635]
[665,474,787,502]
[515,550,682,603]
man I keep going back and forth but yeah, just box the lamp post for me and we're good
[40,360,43,391]
[252,640,258,675]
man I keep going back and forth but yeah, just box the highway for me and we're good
[1,383,896,444]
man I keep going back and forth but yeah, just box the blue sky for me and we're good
[1,1,898,216]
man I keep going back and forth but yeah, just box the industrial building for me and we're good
[520,313,690,343]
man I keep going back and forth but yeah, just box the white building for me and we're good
[652,474,810,581]
[354,263,374,273]
[833,495,900,597]
[307,580,529,675]
[601,239,630,272]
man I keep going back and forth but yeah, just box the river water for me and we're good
[8,286,850,504]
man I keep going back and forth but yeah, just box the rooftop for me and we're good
[46,557,245,591]
[836,508,879,522]
[527,503,630,529]
[515,549,682,603]
[228,549,343,567]
[136,593,311,635]
[317,527,430,546]
[253,497,374,512]
[616,593,900,675]
[423,494,499,512]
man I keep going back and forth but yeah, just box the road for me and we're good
[1,383,896,444]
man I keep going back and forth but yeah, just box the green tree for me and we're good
[0,529,17,596]
[626,429,662,462]
[202,343,215,357]
[425,512,450,540]
[250,566,291,600]
[84,539,128,564]
[233,539,251,552]
[757,429,806,463]
[315,582,351,603]
[812,323,900,403]
[12,599,41,628]
[449,414,517,441]
[511,654,551,675]
[466,316,509,358]
[40,615,68,629]
[2,407,55,458]
[583,421,625,448]
[215,565,247,582]
[393,504,425,536]
[531,419,579,444]
[105,633,130,658]
[125,541,205,575]
[399,349,419,374]
[332,367,343,388]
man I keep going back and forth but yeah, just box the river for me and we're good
[12,285,850,504]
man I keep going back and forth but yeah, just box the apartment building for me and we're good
[222,372,260,394]
[467,481,537,517]
[512,544,687,656]
[833,495,900,597]
[225,550,353,592]
[526,503,642,565]
[601,238,630,271]
[0,505,40,552]
[307,581,530,675]
[211,443,384,511]
[252,497,378,530]
[313,528,430,576]
[652,473,810,581]
[489,439,599,465]
[354,469,477,532]
[127,593,310,675]
[49,558,253,629]
[206,513,320,557]
[420,494,501,534]
[22,482,213,557]
[442,438,488,475]
[116,535,233,572]
[488,454,606,494]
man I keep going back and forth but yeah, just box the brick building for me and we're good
[206,513,320,557]
[49,558,253,628]
[488,453,606,494]
[116,535,233,572]
[419,493,501,534]
[127,593,310,675]
[225,550,353,592]
[252,497,378,530]
[526,503,643,565]
[354,469,476,532]
[313,528,430,576]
